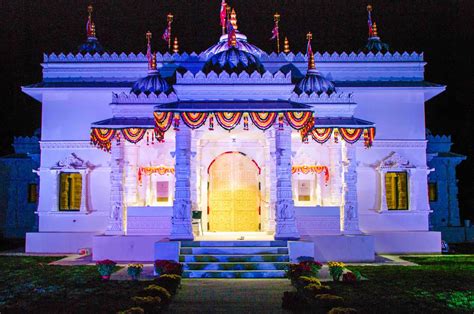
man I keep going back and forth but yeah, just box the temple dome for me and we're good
[295,69,336,95]
[202,46,265,74]
[202,33,264,58]
[78,37,105,54]
[360,36,389,53]
[131,69,171,95]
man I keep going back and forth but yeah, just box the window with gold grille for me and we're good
[385,172,408,210]
[59,172,82,211]
[428,182,438,202]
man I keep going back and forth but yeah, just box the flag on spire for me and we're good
[146,31,152,70]
[220,0,227,32]
[227,19,236,47]
[270,23,279,40]
[306,32,315,70]
[162,13,173,50]
[367,5,374,37]
[86,5,95,38]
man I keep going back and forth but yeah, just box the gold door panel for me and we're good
[208,152,260,232]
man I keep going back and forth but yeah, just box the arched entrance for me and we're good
[208,152,261,232]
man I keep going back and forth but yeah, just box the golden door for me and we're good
[208,152,260,232]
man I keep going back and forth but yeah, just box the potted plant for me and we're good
[127,264,144,280]
[327,261,345,282]
[96,259,117,280]
[154,260,183,276]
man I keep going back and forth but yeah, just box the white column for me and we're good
[274,126,300,240]
[170,127,194,240]
[124,143,139,206]
[265,130,277,232]
[106,140,126,235]
[79,170,88,213]
[328,142,342,206]
[341,143,361,234]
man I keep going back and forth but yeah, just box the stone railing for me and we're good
[111,92,178,104]
[176,70,292,84]
[43,51,424,63]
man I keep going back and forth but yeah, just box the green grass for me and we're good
[0,256,152,313]
[326,255,474,313]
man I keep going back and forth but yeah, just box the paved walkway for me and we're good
[166,279,292,314]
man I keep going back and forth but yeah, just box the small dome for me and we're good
[295,69,336,95]
[131,70,171,95]
[78,37,104,54]
[203,33,264,58]
[202,46,265,74]
[361,37,389,53]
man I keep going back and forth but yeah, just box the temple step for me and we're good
[179,241,290,278]
[184,262,288,271]
[180,246,288,255]
[182,270,286,279]
[180,254,290,263]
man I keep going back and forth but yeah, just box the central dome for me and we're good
[131,69,171,95]
[202,46,265,74]
[202,33,265,58]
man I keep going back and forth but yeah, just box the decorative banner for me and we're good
[292,165,330,183]
[249,112,278,130]
[154,112,173,133]
[364,127,376,148]
[122,128,147,144]
[339,128,363,144]
[215,112,243,130]
[138,166,175,184]
[310,128,332,144]
[180,112,209,129]
[284,111,313,130]
[90,128,115,152]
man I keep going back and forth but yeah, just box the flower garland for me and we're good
[138,166,175,184]
[292,165,330,183]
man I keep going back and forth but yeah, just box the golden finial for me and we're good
[151,52,157,70]
[283,37,290,53]
[306,32,315,70]
[173,37,179,53]
[230,32,237,47]
[167,13,174,23]
[372,22,378,37]
[230,8,238,30]
[88,4,93,17]
[146,31,152,44]
[274,12,280,23]
[367,4,372,12]
[306,32,312,41]
[226,5,231,19]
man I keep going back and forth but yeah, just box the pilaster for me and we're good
[106,141,126,235]
[341,143,361,234]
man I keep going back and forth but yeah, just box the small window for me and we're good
[297,180,311,202]
[59,172,82,211]
[385,172,408,210]
[428,182,438,202]
[28,183,38,203]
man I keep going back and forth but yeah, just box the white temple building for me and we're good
[22,5,445,267]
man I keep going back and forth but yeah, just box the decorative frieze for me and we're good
[176,70,291,84]
[112,92,178,104]
[290,92,354,104]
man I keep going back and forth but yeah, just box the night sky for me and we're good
[1,0,473,219]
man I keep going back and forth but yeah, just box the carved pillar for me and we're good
[341,143,361,234]
[80,170,88,213]
[124,144,139,206]
[274,126,300,240]
[106,140,126,235]
[328,142,342,206]
[265,130,277,232]
[170,127,194,240]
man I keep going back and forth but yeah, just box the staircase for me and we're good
[180,240,289,278]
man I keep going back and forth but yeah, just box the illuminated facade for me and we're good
[22,5,445,262]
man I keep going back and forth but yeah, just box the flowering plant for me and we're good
[286,260,323,283]
[327,261,345,282]
[154,260,183,276]
[127,264,144,280]
[96,259,117,278]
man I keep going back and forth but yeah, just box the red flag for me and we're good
[270,24,279,40]
[220,0,227,28]
[162,24,171,42]
[146,42,152,69]
[227,20,236,47]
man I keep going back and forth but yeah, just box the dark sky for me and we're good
[1,0,473,218]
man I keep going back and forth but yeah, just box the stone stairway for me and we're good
[180,240,289,278]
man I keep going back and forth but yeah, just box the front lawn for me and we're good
[328,255,474,313]
[0,256,150,313]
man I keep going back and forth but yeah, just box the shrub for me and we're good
[127,264,144,280]
[295,276,321,291]
[311,294,344,310]
[327,307,358,314]
[153,274,182,295]
[342,271,358,283]
[118,306,145,314]
[302,283,331,297]
[131,296,162,313]
[140,285,172,307]
[154,260,184,276]
[282,291,307,310]
[286,260,323,282]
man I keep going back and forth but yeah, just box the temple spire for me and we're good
[173,37,179,53]
[146,31,153,70]
[367,5,379,39]
[360,4,389,53]
[306,32,315,71]
[283,37,290,53]
[230,8,238,30]
[86,4,96,38]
